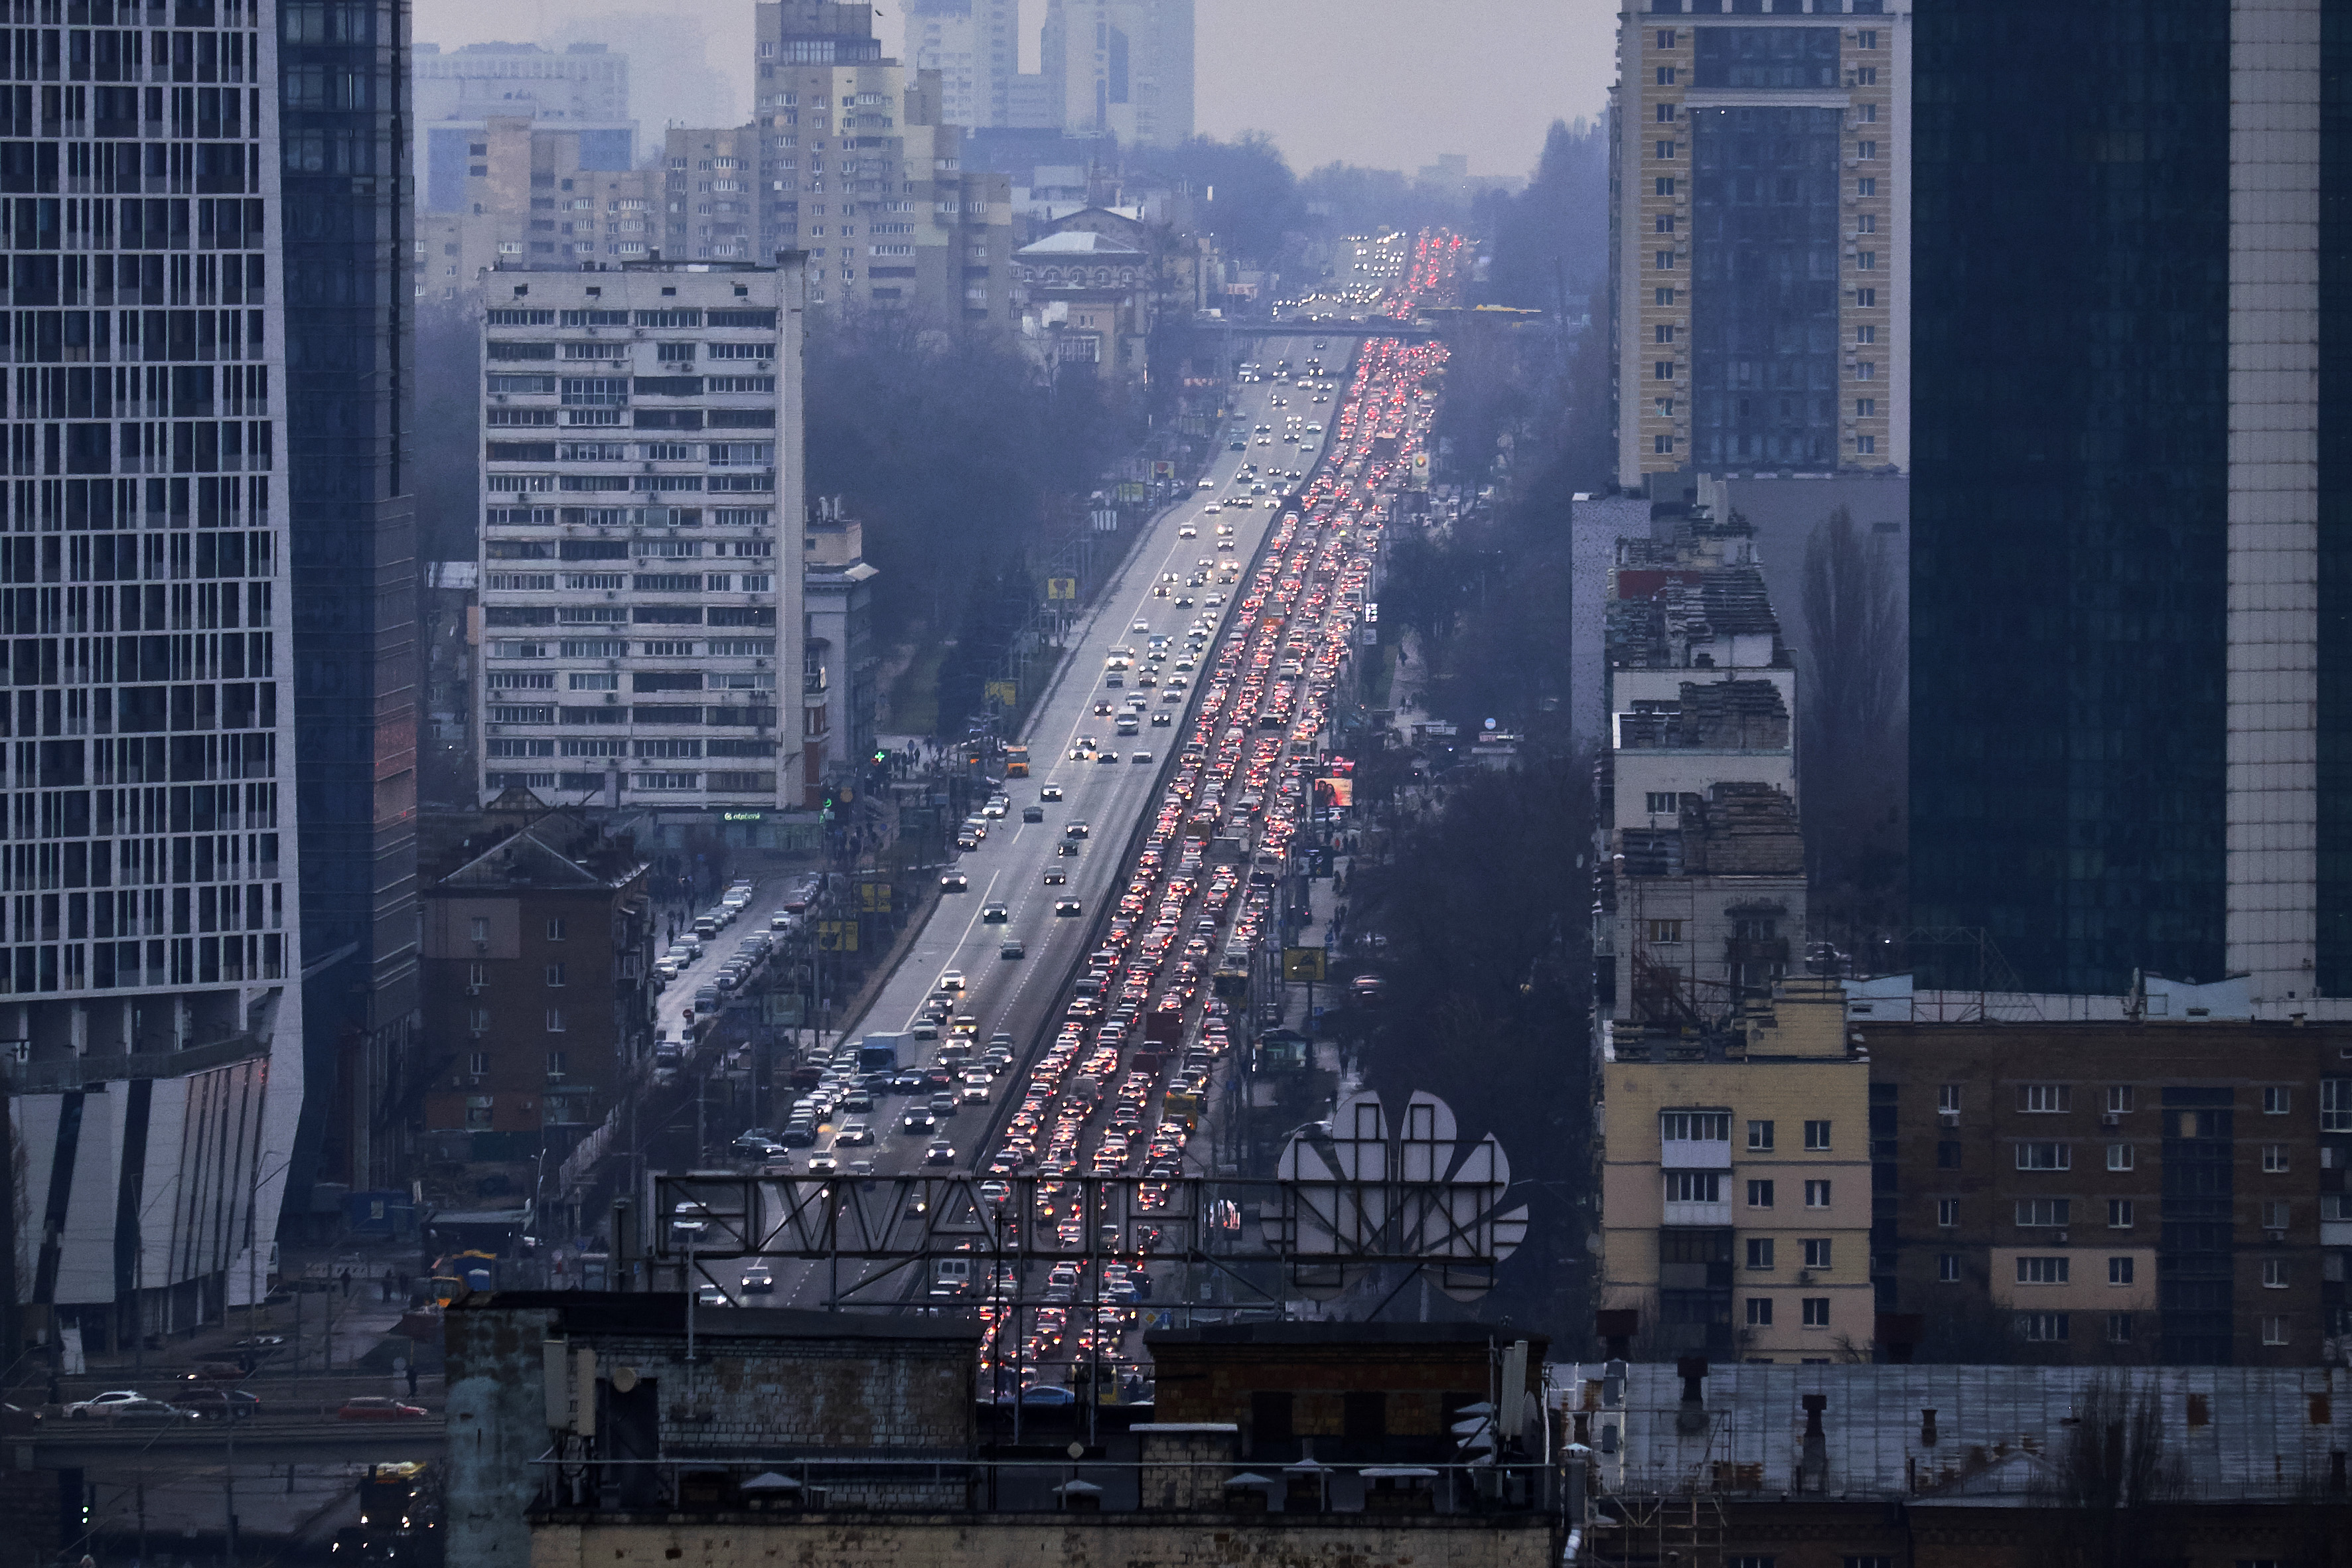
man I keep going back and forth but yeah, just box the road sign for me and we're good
[816,920,858,952]
[1047,577,1077,601]
[984,679,1017,707]
[1282,947,1327,983]
[857,881,893,914]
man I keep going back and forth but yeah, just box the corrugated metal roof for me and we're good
[1578,1363,2350,1504]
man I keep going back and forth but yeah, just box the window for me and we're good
[1856,177,1877,197]
[1656,29,1677,48]
[1747,1179,1775,1208]
[1857,435,1877,455]
[546,918,567,941]
[470,917,490,944]
[1660,1112,1730,1142]
[2106,1143,2134,1172]
[2017,1312,2069,1342]
[1656,103,1678,123]
[2264,1144,2289,1173]
[2020,1084,2073,1113]
[1655,323,1676,344]
[469,1050,490,1077]
[2263,1259,2289,1289]
[1665,1173,1722,1202]
[1649,919,1684,944]
[1654,434,1677,455]
[1655,65,1677,85]
[1655,214,1676,235]
[2325,1079,2352,1132]
[1729,1558,1774,1568]
[1804,1120,1832,1151]
[1746,1238,1774,1270]
[2108,1198,2134,1229]
[2262,1316,2290,1346]
[1655,360,1677,382]
[1856,287,1876,308]
[1938,1253,1961,1283]
[1655,287,1676,307]
[1748,1119,1775,1152]
[2017,1256,2070,1285]
[1937,1141,1962,1169]
[1745,1297,1773,1326]
[1801,1297,1830,1328]
[1856,398,1876,419]
[1844,1559,1892,1568]
[1804,1180,1831,1208]
[2263,1200,2291,1231]
[469,1009,490,1035]
[546,1050,569,1081]
[1657,249,1676,271]
[1857,29,1878,48]
[2106,1085,2134,1115]
[2263,1086,2291,1115]
[1937,1198,1959,1228]
[469,961,488,988]
[1655,139,1676,160]
[1645,791,1677,814]
[1802,1239,1832,1269]
[2108,1257,2134,1286]
[545,1008,566,1033]
[2017,1143,2071,1171]
[2107,1313,2134,1344]
[466,1096,493,1129]
[1856,140,1877,160]
[1654,177,1676,197]
[544,963,567,988]
[1656,398,1676,417]
[1856,103,1877,123]
[2016,1198,2071,1228]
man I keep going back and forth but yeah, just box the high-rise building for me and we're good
[281,0,420,1204]
[474,261,810,821]
[412,40,636,209]
[746,2,1013,324]
[907,0,1017,133]
[1039,0,1193,148]
[1909,0,2328,1007]
[1609,2,1909,490]
[415,119,664,304]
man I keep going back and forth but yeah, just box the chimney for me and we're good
[1799,1393,1829,1493]
[1675,1356,1709,1435]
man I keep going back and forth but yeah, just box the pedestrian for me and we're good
[405,1360,419,1399]
[339,1267,351,1299]
[381,1269,394,1303]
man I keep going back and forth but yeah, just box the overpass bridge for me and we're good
[20,1415,447,1469]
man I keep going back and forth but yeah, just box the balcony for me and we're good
[1660,1138,1732,1171]
[1662,1200,1733,1228]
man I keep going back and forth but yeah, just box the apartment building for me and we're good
[419,814,654,1165]
[907,0,1018,133]
[1611,1,1909,490]
[1864,1021,2349,1366]
[803,504,879,786]
[1599,512,1801,1033]
[744,2,1014,323]
[413,41,636,213]
[474,261,810,820]
[1602,979,1873,1361]
[415,118,662,305]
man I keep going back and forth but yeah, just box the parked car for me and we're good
[337,1397,429,1421]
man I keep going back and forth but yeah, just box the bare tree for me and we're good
[2023,1376,2185,1568]
[1797,506,1908,940]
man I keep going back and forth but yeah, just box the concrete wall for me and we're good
[528,1513,1559,1568]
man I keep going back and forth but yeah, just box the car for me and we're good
[805,1153,840,1176]
[337,1397,429,1421]
[1131,750,1154,764]
[902,1107,936,1134]
[1022,804,1044,823]
[893,1070,926,1094]
[982,902,1009,923]
[1000,940,1025,960]
[930,1091,958,1117]
[1227,441,1245,452]
[940,969,965,989]
[940,871,968,892]
[924,1140,958,1165]
[1056,898,1083,917]
[64,1391,149,1419]
[695,1284,730,1307]
[1055,840,1080,857]
[731,1132,782,1158]
[741,1265,775,1294]
[1008,1383,1078,1407]
[1097,750,1119,764]
[1203,502,1222,513]
[1040,782,1064,802]
[1094,699,1114,715]
[1175,595,1195,607]
[1043,869,1067,886]
[1178,525,1197,537]
[1150,712,1172,727]
[181,1388,262,1421]
[835,1120,875,1147]
[1131,619,1151,632]
[1196,476,1214,489]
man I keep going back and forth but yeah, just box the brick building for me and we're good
[1862,1021,2350,1366]
[419,811,656,1165]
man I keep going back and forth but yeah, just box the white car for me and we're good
[939,969,966,990]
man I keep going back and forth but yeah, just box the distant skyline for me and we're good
[412,0,1609,181]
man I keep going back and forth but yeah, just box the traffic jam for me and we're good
[976,231,1463,1397]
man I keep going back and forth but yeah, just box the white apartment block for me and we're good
[475,262,810,817]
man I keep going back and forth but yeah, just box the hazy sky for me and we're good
[412,0,1612,182]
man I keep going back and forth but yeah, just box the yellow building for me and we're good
[1601,976,1872,1362]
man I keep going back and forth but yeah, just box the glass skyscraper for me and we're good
[1911,0,2329,1018]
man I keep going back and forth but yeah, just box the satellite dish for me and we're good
[611,1365,639,1393]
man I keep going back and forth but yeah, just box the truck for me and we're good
[857,1033,907,1076]
[1003,744,1029,778]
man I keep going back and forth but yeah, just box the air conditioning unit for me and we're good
[2100,1112,2121,1127]
[2051,1231,2068,1244]
[1937,1109,1959,1128]
[2266,1228,2288,1245]
[466,983,484,995]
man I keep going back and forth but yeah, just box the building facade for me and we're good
[412,42,635,214]
[744,3,1014,324]
[1911,0,2333,1005]
[1864,1020,2347,1366]
[418,816,654,1165]
[907,0,1017,134]
[1611,0,1909,490]
[1038,0,1193,148]
[802,506,879,788]
[474,261,809,817]
[1601,979,1874,1361]
[416,118,663,305]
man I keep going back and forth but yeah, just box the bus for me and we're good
[1003,744,1029,778]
